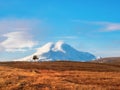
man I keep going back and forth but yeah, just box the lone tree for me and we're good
[33,55,39,61]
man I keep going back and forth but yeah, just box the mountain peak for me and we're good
[53,41,66,53]
[56,41,65,45]
[36,42,54,53]
[16,41,96,61]
[43,42,54,48]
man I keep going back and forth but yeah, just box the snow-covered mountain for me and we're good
[16,41,96,61]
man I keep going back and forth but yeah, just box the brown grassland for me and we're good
[0,61,120,90]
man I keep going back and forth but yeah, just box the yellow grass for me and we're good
[0,61,120,90]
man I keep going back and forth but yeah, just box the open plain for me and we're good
[0,61,120,90]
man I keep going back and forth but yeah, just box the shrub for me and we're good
[33,55,39,61]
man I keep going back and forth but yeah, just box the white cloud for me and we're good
[0,18,39,35]
[0,18,43,52]
[0,31,37,52]
[104,23,120,31]
[0,45,4,52]
[73,20,120,31]
[92,21,120,31]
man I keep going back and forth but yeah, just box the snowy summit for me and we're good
[16,41,96,62]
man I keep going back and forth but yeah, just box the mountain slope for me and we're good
[16,41,96,61]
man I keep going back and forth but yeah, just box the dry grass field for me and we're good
[0,61,120,90]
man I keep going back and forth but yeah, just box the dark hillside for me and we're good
[1,61,120,72]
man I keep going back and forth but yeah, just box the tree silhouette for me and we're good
[33,55,39,61]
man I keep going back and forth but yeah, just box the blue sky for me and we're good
[0,0,120,60]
